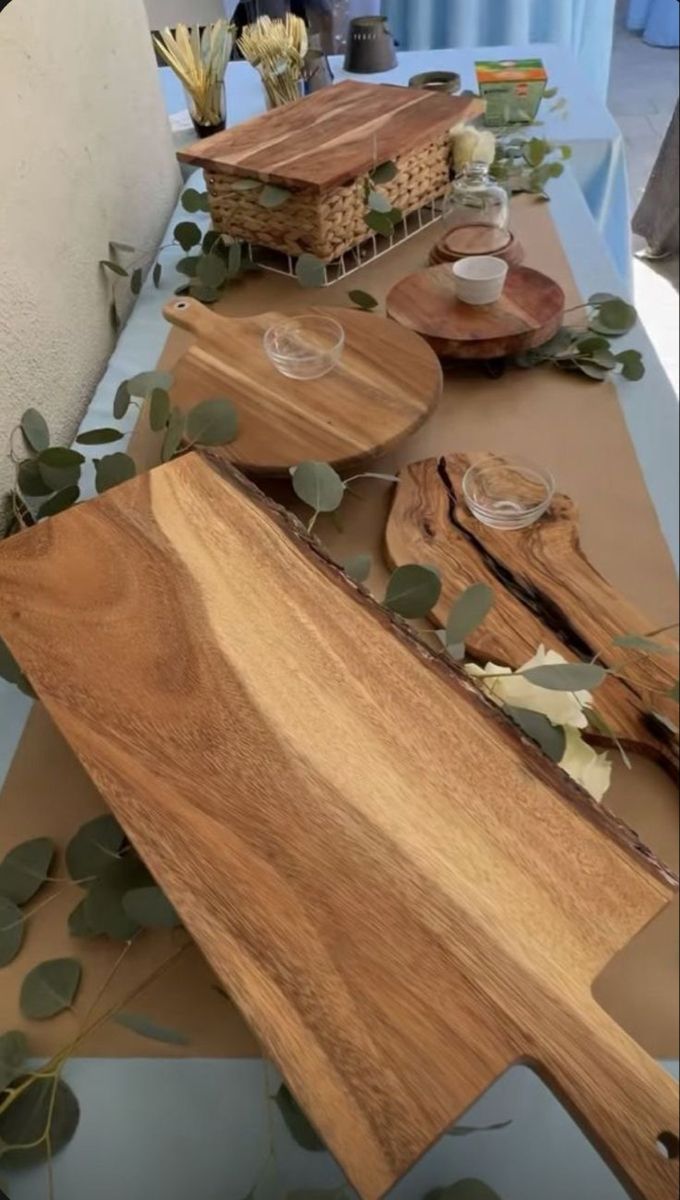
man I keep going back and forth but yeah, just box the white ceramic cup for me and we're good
[452,255,509,305]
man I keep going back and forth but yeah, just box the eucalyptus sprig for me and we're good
[515,294,644,382]
[491,135,572,199]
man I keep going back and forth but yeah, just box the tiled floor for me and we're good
[608,0,679,392]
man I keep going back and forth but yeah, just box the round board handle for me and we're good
[163,297,280,344]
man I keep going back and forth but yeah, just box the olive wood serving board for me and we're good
[385,454,679,777]
[0,453,677,1200]
[386,263,565,359]
[164,298,442,475]
[177,80,482,191]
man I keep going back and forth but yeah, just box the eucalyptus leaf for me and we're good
[113,1012,189,1045]
[37,461,81,492]
[388,206,403,225]
[203,230,222,253]
[181,187,205,213]
[99,259,128,277]
[185,397,238,447]
[0,838,55,904]
[162,409,186,462]
[17,459,52,497]
[560,144,573,159]
[343,553,372,584]
[176,256,201,277]
[365,210,394,236]
[348,290,379,311]
[227,242,243,276]
[368,190,392,214]
[65,814,125,883]
[75,427,124,445]
[67,899,93,939]
[291,462,345,513]
[616,349,645,381]
[371,161,398,184]
[575,360,609,381]
[583,348,617,370]
[94,453,136,494]
[149,389,171,432]
[109,241,135,255]
[589,298,637,336]
[173,221,202,252]
[113,381,131,420]
[384,564,441,618]
[0,637,24,686]
[130,268,143,296]
[231,177,262,192]
[37,485,80,519]
[20,409,50,453]
[435,1183,502,1200]
[613,634,676,655]
[446,583,494,646]
[85,880,141,941]
[153,263,162,288]
[588,292,618,305]
[535,328,577,358]
[503,705,567,764]
[259,184,293,209]
[523,137,546,167]
[38,448,84,468]
[0,1031,28,1092]
[0,897,24,966]
[20,958,82,1020]
[295,254,326,289]
[274,1084,325,1151]
[520,662,608,691]
[122,886,181,929]
[189,284,220,303]
[575,335,610,355]
[126,371,174,398]
[196,254,228,289]
[0,1075,80,1167]
[543,86,559,99]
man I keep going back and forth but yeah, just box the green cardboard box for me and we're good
[475,58,548,126]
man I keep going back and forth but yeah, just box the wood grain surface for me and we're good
[385,455,680,778]
[430,225,525,266]
[386,263,565,358]
[177,81,481,191]
[0,453,677,1200]
[164,298,442,474]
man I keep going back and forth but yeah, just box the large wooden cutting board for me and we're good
[164,298,442,474]
[0,454,677,1200]
[177,80,481,191]
[385,454,680,777]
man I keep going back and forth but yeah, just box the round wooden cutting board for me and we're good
[163,299,442,475]
[430,224,525,266]
[386,264,565,360]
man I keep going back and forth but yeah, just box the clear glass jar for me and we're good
[442,162,510,233]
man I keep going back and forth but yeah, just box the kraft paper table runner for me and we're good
[1,196,677,1063]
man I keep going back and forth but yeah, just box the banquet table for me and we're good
[160,44,632,287]
[0,158,678,1200]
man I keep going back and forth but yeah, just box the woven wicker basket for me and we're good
[204,135,451,262]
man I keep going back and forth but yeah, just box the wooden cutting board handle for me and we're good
[163,296,260,345]
[539,1002,679,1200]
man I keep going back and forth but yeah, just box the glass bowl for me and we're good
[462,455,555,530]
[264,315,345,380]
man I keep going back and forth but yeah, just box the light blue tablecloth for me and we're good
[1,162,678,1199]
[160,45,632,287]
[382,0,617,98]
[628,0,680,46]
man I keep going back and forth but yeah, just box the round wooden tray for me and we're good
[430,224,525,267]
[386,264,565,360]
[163,299,443,475]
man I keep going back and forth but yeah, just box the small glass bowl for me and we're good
[264,315,345,380]
[462,455,555,530]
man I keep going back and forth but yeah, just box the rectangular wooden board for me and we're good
[0,453,677,1200]
[177,80,481,191]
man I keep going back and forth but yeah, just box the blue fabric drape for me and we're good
[381,0,617,98]
[627,0,679,46]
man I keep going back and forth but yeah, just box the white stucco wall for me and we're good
[0,0,180,521]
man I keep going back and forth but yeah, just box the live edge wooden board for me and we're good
[0,454,677,1200]
[385,455,680,777]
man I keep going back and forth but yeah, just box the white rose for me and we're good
[465,645,591,729]
[450,124,497,169]
[560,727,612,803]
